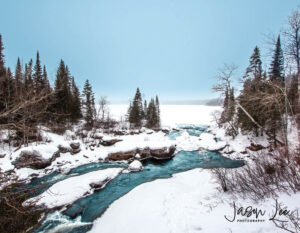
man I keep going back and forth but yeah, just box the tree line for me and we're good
[0,35,96,144]
[127,88,161,128]
[214,8,300,151]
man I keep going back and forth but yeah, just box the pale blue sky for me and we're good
[0,0,299,102]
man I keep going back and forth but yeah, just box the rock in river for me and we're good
[128,160,143,171]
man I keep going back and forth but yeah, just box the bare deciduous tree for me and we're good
[212,63,238,96]
[283,8,300,142]
[96,96,109,122]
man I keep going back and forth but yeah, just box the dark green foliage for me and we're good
[128,88,143,127]
[33,51,43,93]
[128,88,161,128]
[82,79,96,127]
[143,100,147,118]
[54,60,70,114]
[269,36,285,83]
[244,46,262,80]
[24,59,33,91]
[146,98,159,128]
[14,57,23,95]
[237,47,268,136]
[70,77,82,122]
[43,65,51,93]
[155,95,161,127]
[0,68,16,124]
[52,60,74,122]
[0,35,5,77]
[0,35,7,113]
[4,68,16,110]
[237,43,285,144]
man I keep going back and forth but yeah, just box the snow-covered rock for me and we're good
[128,160,143,171]
[30,168,123,209]
[12,150,51,169]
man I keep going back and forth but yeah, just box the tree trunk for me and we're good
[297,71,300,144]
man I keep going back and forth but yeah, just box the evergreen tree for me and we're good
[143,100,147,119]
[244,46,262,80]
[269,36,284,83]
[237,48,267,136]
[82,79,96,126]
[265,36,285,145]
[0,35,5,78]
[0,35,7,113]
[4,68,15,110]
[24,59,33,92]
[128,88,143,127]
[146,98,159,128]
[53,60,72,122]
[15,57,23,94]
[33,51,43,93]
[127,102,132,121]
[155,95,161,126]
[43,65,51,93]
[70,77,82,121]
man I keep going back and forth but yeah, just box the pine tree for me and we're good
[43,65,51,93]
[237,48,267,136]
[4,68,15,110]
[33,51,43,93]
[244,46,262,80]
[15,57,23,95]
[265,36,285,145]
[82,79,96,127]
[0,35,7,113]
[70,77,82,122]
[128,88,143,127]
[0,35,5,78]
[269,36,284,83]
[155,95,161,127]
[143,100,147,119]
[24,59,33,92]
[146,98,158,128]
[53,60,72,122]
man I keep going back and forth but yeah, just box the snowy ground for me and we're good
[87,105,300,233]
[0,105,221,179]
[89,168,300,233]
[1,104,299,233]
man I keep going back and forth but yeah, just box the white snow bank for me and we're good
[128,160,143,171]
[89,168,300,233]
[199,132,226,151]
[31,168,123,208]
[174,131,226,151]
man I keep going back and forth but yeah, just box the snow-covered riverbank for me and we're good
[89,168,300,233]
[1,105,299,233]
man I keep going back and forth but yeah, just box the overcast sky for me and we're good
[0,0,299,102]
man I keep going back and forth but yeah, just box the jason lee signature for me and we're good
[225,199,290,223]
